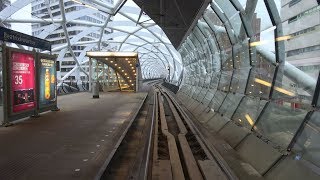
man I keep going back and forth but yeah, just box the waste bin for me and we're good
[92,81,99,98]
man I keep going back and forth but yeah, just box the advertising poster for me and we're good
[11,51,36,113]
[39,58,56,108]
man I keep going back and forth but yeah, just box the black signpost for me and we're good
[0,26,51,51]
[0,26,58,126]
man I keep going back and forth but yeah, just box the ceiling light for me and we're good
[86,51,138,57]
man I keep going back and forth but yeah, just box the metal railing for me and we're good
[57,80,89,95]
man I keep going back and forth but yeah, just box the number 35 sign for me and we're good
[10,51,36,113]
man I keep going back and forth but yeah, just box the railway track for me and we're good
[152,85,237,180]
[96,84,237,180]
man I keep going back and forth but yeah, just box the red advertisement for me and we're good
[10,51,36,113]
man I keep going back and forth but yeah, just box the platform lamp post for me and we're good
[136,61,140,92]
[89,57,92,92]
[90,57,99,99]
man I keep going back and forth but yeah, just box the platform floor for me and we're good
[0,92,147,180]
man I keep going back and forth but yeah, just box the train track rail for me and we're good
[96,83,237,180]
[152,85,238,180]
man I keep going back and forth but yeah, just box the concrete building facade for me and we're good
[281,0,320,79]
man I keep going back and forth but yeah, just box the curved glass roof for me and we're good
[1,0,320,176]
[0,0,182,80]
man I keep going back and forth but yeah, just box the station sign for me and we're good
[0,26,51,50]
[10,50,36,113]
[0,27,56,125]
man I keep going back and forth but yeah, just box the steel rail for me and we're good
[159,85,239,180]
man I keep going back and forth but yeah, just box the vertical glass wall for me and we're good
[178,0,320,170]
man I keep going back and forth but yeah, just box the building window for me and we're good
[61,68,74,72]
[298,65,320,72]
[66,76,76,80]
[288,25,319,40]
[289,0,301,7]
[61,61,76,65]
[287,44,320,57]
[80,76,87,80]
[288,5,320,23]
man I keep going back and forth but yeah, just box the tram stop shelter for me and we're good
[86,51,142,92]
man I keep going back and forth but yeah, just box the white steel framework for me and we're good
[0,0,182,82]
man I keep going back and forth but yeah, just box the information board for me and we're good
[39,58,56,108]
[10,51,36,113]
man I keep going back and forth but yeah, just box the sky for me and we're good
[9,0,32,35]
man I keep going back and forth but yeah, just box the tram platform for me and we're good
[0,92,147,180]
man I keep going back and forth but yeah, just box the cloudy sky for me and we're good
[10,0,32,34]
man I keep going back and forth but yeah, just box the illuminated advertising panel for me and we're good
[10,51,36,113]
[39,58,56,108]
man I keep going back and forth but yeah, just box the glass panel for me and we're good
[214,0,246,40]
[293,111,320,167]
[198,17,221,72]
[222,55,233,71]
[254,101,309,148]
[192,77,204,99]
[218,71,232,92]
[197,87,208,102]
[248,0,276,66]
[219,93,243,119]
[234,40,250,69]
[246,66,276,99]
[272,68,316,107]
[202,89,216,106]
[209,72,220,90]
[197,76,211,102]
[203,8,232,68]
[208,90,227,112]
[232,96,267,130]
[230,68,250,94]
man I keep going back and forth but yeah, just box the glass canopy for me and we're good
[1,0,320,172]
[0,0,182,83]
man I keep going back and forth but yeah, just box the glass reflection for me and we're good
[293,111,320,167]
[177,0,320,168]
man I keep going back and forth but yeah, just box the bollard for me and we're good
[92,81,99,98]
